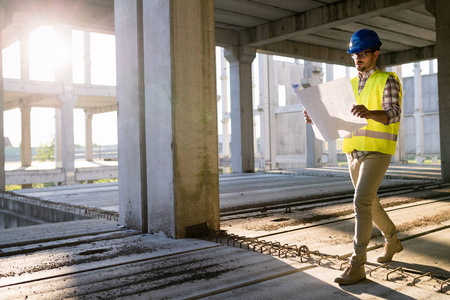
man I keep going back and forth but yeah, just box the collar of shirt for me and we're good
[358,67,378,80]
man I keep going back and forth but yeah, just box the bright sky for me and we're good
[2,25,438,148]
[3,25,117,147]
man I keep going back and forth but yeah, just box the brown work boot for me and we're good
[334,265,366,285]
[377,239,403,263]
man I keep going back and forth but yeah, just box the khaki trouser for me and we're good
[347,152,398,267]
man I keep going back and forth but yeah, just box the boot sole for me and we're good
[335,276,366,285]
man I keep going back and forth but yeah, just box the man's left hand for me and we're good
[351,104,371,119]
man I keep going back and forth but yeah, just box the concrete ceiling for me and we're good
[0,0,437,111]
[213,0,436,67]
[0,0,436,66]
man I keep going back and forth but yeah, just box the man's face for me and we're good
[352,50,379,72]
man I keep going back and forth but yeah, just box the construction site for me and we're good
[0,0,449,299]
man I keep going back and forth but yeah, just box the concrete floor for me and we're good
[1,164,448,299]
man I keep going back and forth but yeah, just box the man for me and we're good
[304,29,403,285]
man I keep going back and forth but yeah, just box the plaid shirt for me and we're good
[351,67,401,158]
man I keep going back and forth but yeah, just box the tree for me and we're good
[36,137,55,162]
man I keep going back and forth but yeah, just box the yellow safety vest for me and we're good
[342,70,402,155]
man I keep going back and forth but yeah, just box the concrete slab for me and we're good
[367,228,450,280]
[1,165,447,299]
[1,224,448,299]
[13,165,439,214]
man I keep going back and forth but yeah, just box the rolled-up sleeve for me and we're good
[382,75,401,125]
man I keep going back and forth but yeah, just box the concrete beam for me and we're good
[257,40,353,66]
[4,79,63,94]
[378,45,436,67]
[73,85,116,97]
[2,1,114,34]
[5,169,65,185]
[215,27,239,47]
[4,94,56,110]
[85,104,118,115]
[240,0,424,47]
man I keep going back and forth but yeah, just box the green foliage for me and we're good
[5,185,21,191]
[35,138,55,162]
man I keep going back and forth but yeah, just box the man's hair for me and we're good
[371,46,380,52]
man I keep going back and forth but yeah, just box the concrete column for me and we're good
[429,60,435,74]
[115,0,147,232]
[435,0,450,182]
[258,54,275,170]
[20,30,30,81]
[303,61,323,167]
[0,15,5,190]
[85,111,93,161]
[54,108,62,163]
[392,65,406,163]
[413,63,424,164]
[55,24,76,184]
[220,48,230,158]
[20,104,32,166]
[115,0,219,238]
[224,46,256,173]
[325,64,337,166]
[83,31,91,85]
[257,54,265,168]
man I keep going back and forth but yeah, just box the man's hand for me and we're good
[303,109,313,124]
[351,104,388,124]
[351,105,371,119]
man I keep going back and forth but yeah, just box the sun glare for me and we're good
[29,25,57,81]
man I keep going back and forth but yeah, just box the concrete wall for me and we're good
[402,74,440,157]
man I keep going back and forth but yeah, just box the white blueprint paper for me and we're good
[293,77,368,141]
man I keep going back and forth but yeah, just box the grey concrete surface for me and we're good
[0,220,448,299]
[13,165,441,213]
[1,165,447,299]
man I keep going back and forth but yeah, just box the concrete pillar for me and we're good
[391,66,406,163]
[115,0,219,238]
[435,0,450,182]
[20,30,30,81]
[258,54,275,170]
[115,0,147,232]
[224,46,256,173]
[85,111,93,161]
[220,48,230,158]
[83,31,91,85]
[429,60,435,74]
[413,63,425,164]
[20,104,32,166]
[55,24,76,184]
[256,54,265,168]
[303,61,323,167]
[325,64,337,166]
[0,12,6,190]
[54,108,62,163]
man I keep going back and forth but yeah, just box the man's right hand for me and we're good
[303,109,313,124]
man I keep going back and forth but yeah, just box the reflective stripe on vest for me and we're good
[352,129,398,141]
[342,70,402,155]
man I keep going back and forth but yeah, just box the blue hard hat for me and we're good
[347,29,382,54]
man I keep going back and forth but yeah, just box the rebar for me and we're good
[369,264,389,277]
[440,278,450,293]
[386,267,403,281]
[412,272,433,286]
